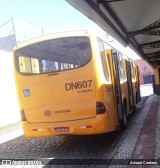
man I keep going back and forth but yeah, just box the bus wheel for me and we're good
[121,104,127,129]
[136,92,138,104]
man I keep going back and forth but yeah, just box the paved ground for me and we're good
[0,95,159,168]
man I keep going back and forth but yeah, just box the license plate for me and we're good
[54,127,69,133]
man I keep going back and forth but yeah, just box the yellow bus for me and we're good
[13,30,140,138]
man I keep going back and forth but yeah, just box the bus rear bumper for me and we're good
[22,115,108,138]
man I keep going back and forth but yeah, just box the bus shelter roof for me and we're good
[66,0,160,68]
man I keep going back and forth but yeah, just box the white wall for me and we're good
[0,50,20,127]
[140,84,154,97]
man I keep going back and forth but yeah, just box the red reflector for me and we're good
[86,125,92,128]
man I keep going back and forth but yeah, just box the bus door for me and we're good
[111,50,123,125]
[136,65,141,102]
[126,61,134,112]
[104,52,118,131]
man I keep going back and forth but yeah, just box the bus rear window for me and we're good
[14,36,91,75]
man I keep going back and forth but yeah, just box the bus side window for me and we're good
[97,39,111,82]
[117,52,126,81]
[103,54,111,82]
[133,65,136,80]
[98,38,104,53]
[131,62,136,80]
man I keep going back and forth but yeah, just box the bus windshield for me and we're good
[14,36,91,75]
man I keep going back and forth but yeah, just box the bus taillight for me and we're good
[96,102,106,114]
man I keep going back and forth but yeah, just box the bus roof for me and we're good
[13,30,91,51]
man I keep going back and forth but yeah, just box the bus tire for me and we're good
[133,92,138,112]
[121,103,127,129]
[136,92,138,104]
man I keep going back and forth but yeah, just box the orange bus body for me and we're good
[13,30,140,138]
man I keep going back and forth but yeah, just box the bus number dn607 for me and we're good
[65,80,92,91]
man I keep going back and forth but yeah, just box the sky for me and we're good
[0,0,140,59]
[0,0,104,34]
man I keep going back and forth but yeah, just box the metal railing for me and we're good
[0,18,43,52]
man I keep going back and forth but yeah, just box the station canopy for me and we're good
[66,0,160,68]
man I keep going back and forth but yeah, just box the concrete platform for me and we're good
[128,95,160,168]
[132,97,159,158]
